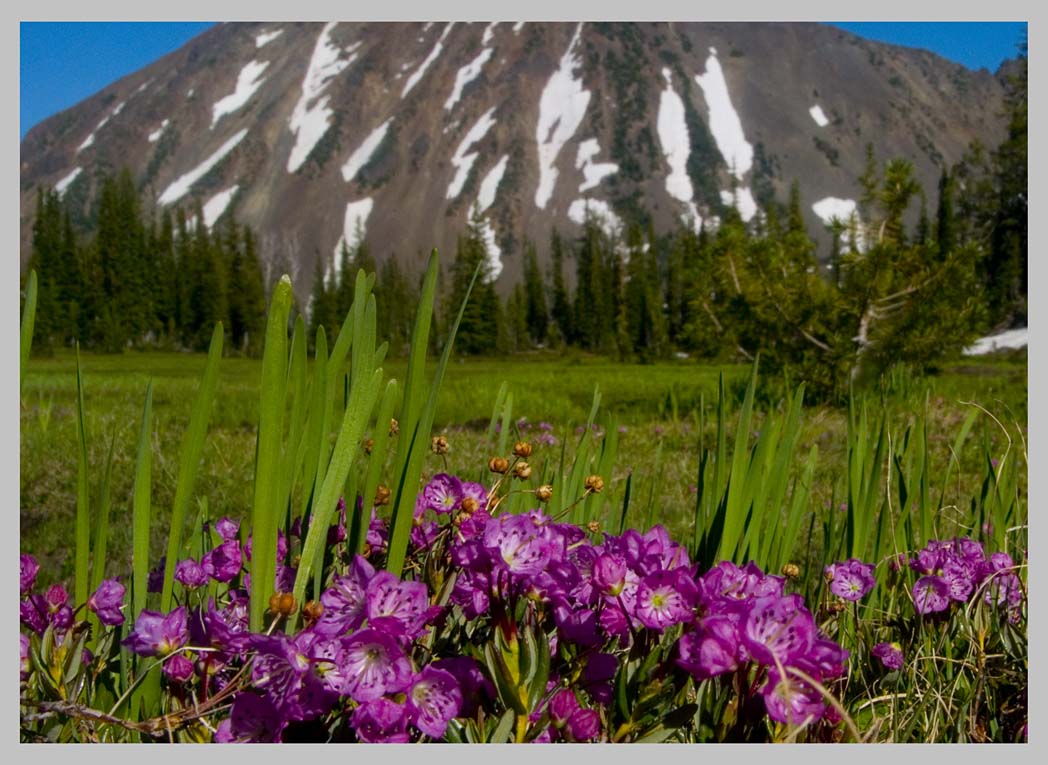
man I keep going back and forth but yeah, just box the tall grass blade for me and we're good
[20,270,37,391]
[249,277,293,632]
[160,323,223,613]
[74,344,91,609]
[131,382,153,619]
[357,380,400,555]
[90,429,118,592]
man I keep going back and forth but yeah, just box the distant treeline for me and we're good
[25,53,1024,400]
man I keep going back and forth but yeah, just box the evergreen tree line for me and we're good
[27,169,268,355]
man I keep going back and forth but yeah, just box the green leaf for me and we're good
[249,278,293,632]
[20,269,37,391]
[73,344,91,609]
[160,323,223,613]
[489,708,516,744]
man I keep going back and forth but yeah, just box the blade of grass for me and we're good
[131,382,153,619]
[160,323,223,614]
[74,343,91,609]
[20,270,37,391]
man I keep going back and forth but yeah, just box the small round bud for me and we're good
[536,484,554,502]
[302,600,324,623]
[374,485,391,506]
[513,462,532,480]
[278,593,297,616]
[363,438,374,455]
[362,543,372,558]
[488,457,509,474]
[389,418,399,436]
[431,435,449,455]
[584,475,605,493]
[586,520,600,534]
[453,511,471,527]
[461,496,479,515]
[781,563,800,579]
[268,592,282,615]
[513,441,533,458]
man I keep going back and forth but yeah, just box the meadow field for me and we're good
[20,346,1027,590]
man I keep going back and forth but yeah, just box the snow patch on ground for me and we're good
[657,69,702,230]
[478,218,503,280]
[444,47,493,111]
[447,107,498,199]
[341,118,393,182]
[695,51,752,179]
[186,88,195,98]
[568,198,623,238]
[331,198,374,276]
[158,128,249,206]
[720,187,758,223]
[476,154,509,213]
[256,29,283,48]
[482,22,499,46]
[211,60,270,128]
[148,119,170,143]
[77,100,125,153]
[812,196,864,250]
[203,185,239,228]
[575,138,618,193]
[963,328,1028,356]
[287,22,360,173]
[809,104,829,127]
[54,168,82,197]
[534,23,590,209]
[402,22,455,98]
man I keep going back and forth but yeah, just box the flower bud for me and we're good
[302,600,324,623]
[389,418,399,436]
[536,484,554,502]
[374,485,391,506]
[268,592,282,615]
[278,592,297,616]
[513,462,532,480]
[461,496,479,514]
[489,456,509,474]
[584,475,605,493]
[513,441,533,458]
[586,520,600,534]
[363,438,374,455]
[781,563,800,579]
[431,435,449,455]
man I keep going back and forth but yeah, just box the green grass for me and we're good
[20,347,1027,589]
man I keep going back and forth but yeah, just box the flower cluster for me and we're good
[824,558,876,602]
[908,537,1025,620]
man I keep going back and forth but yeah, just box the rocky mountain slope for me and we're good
[20,22,1011,301]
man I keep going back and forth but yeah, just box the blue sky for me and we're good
[20,21,1028,139]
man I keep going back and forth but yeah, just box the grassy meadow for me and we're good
[20,346,1027,590]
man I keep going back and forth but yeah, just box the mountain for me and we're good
[19,22,1011,302]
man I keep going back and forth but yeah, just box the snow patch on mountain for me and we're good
[447,106,498,200]
[695,50,752,179]
[513,22,526,33]
[136,79,153,94]
[287,22,360,173]
[256,29,283,48]
[963,327,1028,356]
[482,22,499,46]
[211,60,270,128]
[158,128,249,206]
[203,185,239,228]
[342,119,393,182]
[476,154,509,213]
[812,196,864,250]
[575,138,618,193]
[657,69,702,230]
[568,198,623,238]
[148,119,170,143]
[77,100,125,153]
[478,218,503,279]
[809,104,829,127]
[720,187,758,222]
[332,198,374,275]
[534,23,590,209]
[55,168,82,197]
[402,22,455,98]
[445,47,493,111]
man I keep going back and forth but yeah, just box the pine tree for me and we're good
[934,168,955,257]
[449,210,499,355]
[522,241,548,345]
[548,228,573,345]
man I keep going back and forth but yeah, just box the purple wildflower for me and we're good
[677,615,742,680]
[742,594,816,667]
[316,555,375,636]
[20,633,31,680]
[912,575,951,615]
[871,642,904,671]
[431,656,494,718]
[20,595,48,635]
[87,578,126,626]
[567,708,601,741]
[365,571,437,639]
[339,628,414,702]
[761,668,826,726]
[484,513,554,576]
[635,569,697,631]
[147,557,165,593]
[215,692,285,743]
[163,654,195,683]
[175,558,209,589]
[580,652,618,705]
[593,553,628,595]
[420,473,464,515]
[20,554,39,595]
[352,698,410,743]
[407,666,462,738]
[122,607,189,657]
[202,540,242,583]
[825,558,876,601]
[549,689,579,725]
[215,517,239,542]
